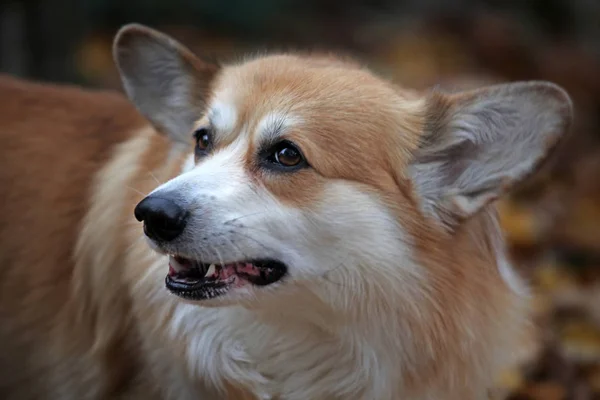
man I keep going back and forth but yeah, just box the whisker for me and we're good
[232,231,273,254]
[125,185,147,197]
[124,235,147,254]
[190,247,205,265]
[223,236,247,261]
[122,220,142,227]
[213,243,225,267]
[228,224,272,236]
[148,171,162,185]
[229,236,250,260]
[323,256,349,276]
[223,211,266,225]
[318,257,351,288]
[245,181,263,198]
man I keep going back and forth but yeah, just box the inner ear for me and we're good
[113,23,220,145]
[409,81,572,229]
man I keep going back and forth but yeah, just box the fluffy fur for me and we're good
[0,23,572,400]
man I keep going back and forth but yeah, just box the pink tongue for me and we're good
[218,262,260,279]
[236,262,261,276]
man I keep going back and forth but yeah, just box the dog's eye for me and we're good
[275,146,301,166]
[193,127,212,154]
[264,141,307,170]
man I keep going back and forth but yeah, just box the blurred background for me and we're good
[1,1,600,398]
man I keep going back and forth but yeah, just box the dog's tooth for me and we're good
[205,264,216,277]
[169,256,185,272]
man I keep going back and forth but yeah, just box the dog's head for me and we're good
[114,24,572,310]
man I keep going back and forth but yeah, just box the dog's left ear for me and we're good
[113,23,219,145]
[409,81,572,228]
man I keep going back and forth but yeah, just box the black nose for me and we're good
[134,196,188,242]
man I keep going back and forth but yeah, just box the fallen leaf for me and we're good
[522,382,566,400]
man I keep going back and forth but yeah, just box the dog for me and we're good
[0,23,572,399]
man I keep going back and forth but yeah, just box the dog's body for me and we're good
[0,24,573,400]
[0,75,153,399]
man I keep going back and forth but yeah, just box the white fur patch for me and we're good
[210,101,238,134]
[487,212,529,297]
[255,112,300,142]
[497,254,528,297]
[181,153,195,173]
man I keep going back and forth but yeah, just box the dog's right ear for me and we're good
[113,24,219,144]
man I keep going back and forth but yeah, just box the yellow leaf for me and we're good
[533,263,576,293]
[494,368,524,391]
[523,382,566,400]
[560,321,600,362]
[497,200,539,247]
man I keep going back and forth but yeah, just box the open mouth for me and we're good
[165,255,287,300]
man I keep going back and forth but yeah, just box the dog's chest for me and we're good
[169,307,392,400]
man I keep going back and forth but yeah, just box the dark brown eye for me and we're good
[274,146,302,166]
[264,140,308,171]
[194,128,212,153]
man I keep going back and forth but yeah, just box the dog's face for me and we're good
[115,25,572,308]
[129,54,425,306]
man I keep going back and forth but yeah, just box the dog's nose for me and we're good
[134,196,188,242]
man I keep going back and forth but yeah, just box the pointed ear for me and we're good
[409,81,573,227]
[113,23,219,144]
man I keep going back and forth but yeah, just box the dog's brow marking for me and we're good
[256,112,300,143]
[210,101,237,135]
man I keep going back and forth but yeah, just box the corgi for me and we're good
[0,23,572,400]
